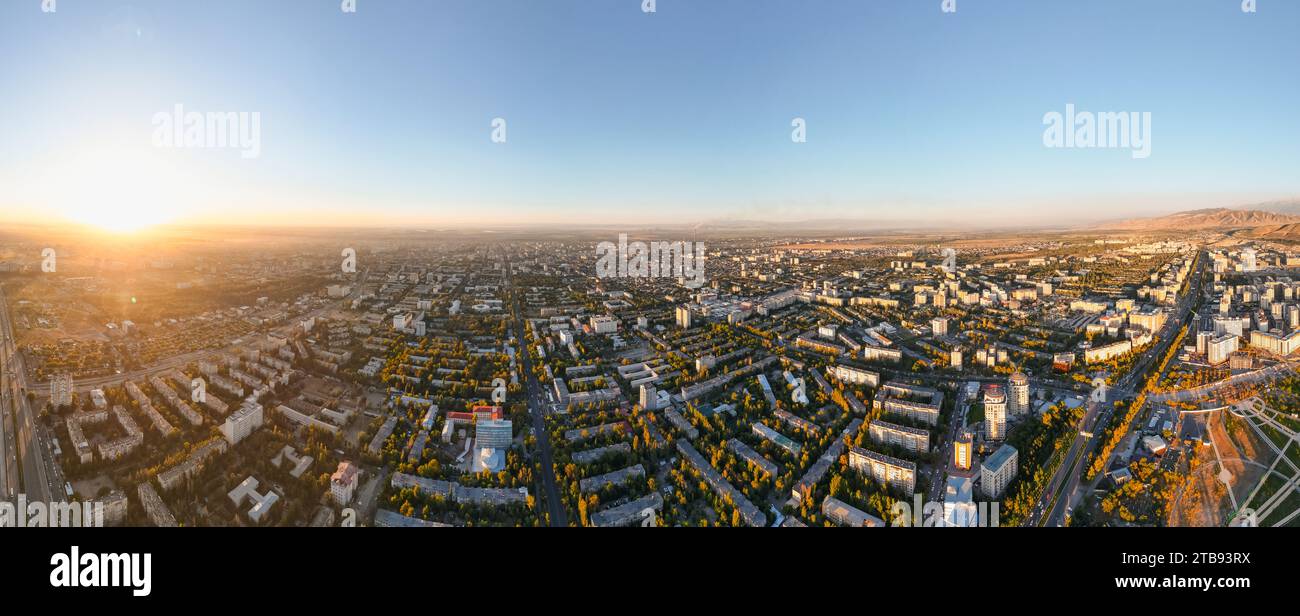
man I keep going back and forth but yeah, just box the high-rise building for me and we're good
[931,317,948,337]
[1196,330,1214,355]
[675,304,693,329]
[981,443,1018,498]
[639,384,660,410]
[949,347,962,370]
[1241,248,1257,272]
[50,372,74,409]
[221,399,264,446]
[1208,334,1239,365]
[590,315,618,334]
[1007,373,1030,416]
[983,384,1007,441]
[953,432,974,472]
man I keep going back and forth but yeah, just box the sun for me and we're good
[62,185,172,233]
[44,146,190,233]
[67,209,161,233]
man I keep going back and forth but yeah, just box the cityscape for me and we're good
[2,219,1299,528]
[1,1,1298,535]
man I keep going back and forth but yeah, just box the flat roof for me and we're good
[985,443,1018,469]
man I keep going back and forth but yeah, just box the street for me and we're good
[0,283,63,505]
[1030,250,1205,526]
[504,258,568,527]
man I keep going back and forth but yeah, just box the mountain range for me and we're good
[1096,207,1300,232]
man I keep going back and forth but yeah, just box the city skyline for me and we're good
[3,1,1299,231]
[3,1,1297,605]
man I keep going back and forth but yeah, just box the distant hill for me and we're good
[1237,223,1300,240]
[1235,199,1300,216]
[1096,208,1300,231]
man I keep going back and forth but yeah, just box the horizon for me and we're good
[3,1,1299,231]
[2,203,1294,237]
[3,0,1300,583]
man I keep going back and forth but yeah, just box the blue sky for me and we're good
[1,0,1297,228]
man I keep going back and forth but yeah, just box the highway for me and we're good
[0,292,15,501]
[0,284,63,505]
[504,258,568,527]
[65,271,373,394]
[1030,250,1205,526]
[1028,397,1109,526]
[64,347,214,393]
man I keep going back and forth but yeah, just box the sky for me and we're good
[1,0,1298,230]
